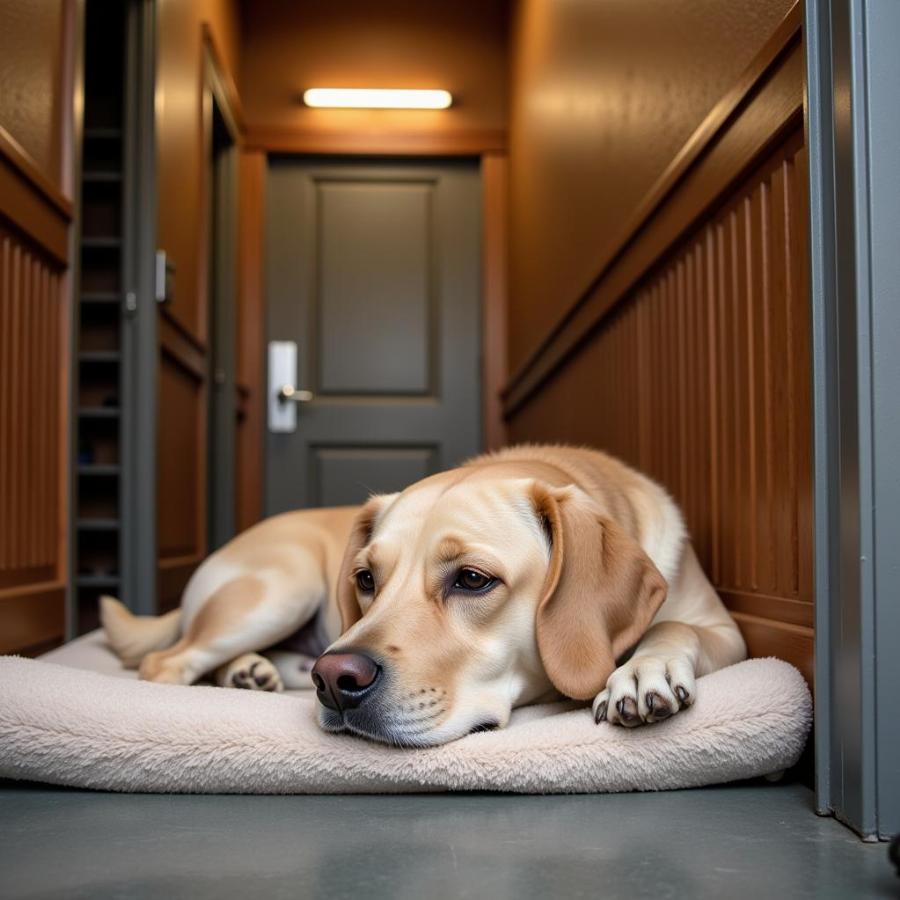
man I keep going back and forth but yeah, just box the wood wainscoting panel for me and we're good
[0,223,67,653]
[508,126,813,682]
[157,339,207,612]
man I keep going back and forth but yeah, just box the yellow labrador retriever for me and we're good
[102,445,746,745]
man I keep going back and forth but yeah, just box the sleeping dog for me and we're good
[102,445,746,746]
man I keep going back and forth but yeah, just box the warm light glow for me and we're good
[302,88,452,110]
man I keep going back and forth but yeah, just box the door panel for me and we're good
[318,181,433,395]
[265,159,481,513]
[156,339,207,610]
[311,446,437,507]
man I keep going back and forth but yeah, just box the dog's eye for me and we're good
[356,569,375,593]
[453,568,496,592]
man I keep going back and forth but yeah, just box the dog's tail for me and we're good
[99,595,182,668]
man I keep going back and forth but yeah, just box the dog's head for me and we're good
[312,468,667,746]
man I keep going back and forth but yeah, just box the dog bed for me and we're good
[0,633,812,794]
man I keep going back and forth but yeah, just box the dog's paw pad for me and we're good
[228,657,283,692]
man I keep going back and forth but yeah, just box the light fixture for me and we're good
[302,88,452,110]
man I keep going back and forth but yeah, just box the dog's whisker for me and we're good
[389,710,445,728]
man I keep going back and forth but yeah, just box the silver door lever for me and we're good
[278,384,315,403]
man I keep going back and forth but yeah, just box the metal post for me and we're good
[806,0,900,841]
[121,0,158,615]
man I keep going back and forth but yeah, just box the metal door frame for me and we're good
[120,0,158,616]
[806,0,900,840]
[204,46,241,552]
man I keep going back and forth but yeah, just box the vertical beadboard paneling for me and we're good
[634,130,812,625]
[515,128,813,679]
[0,224,62,592]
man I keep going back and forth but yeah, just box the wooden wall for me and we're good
[506,0,795,372]
[155,0,243,609]
[0,0,75,654]
[504,3,813,683]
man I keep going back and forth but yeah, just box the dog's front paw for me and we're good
[220,653,284,693]
[592,655,695,727]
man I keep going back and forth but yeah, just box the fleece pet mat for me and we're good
[0,642,811,794]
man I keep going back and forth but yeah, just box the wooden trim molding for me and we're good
[201,23,245,135]
[0,125,73,220]
[244,127,507,157]
[159,312,207,380]
[481,152,508,450]
[502,3,802,416]
[0,582,66,655]
[236,149,266,530]
[731,611,814,687]
[0,138,71,266]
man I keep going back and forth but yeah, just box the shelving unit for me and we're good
[73,1,127,634]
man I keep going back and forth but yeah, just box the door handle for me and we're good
[269,340,314,433]
[278,384,315,404]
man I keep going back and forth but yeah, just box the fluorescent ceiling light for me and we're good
[302,88,452,110]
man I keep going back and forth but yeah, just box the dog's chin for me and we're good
[315,705,500,748]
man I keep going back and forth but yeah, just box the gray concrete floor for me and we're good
[0,781,895,899]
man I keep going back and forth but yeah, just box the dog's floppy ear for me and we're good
[335,493,398,632]
[531,482,668,701]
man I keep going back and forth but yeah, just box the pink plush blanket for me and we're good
[0,635,811,794]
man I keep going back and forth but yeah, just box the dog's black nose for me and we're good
[311,652,381,711]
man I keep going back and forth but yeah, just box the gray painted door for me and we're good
[265,158,482,512]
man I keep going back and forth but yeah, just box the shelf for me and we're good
[82,236,122,249]
[77,518,119,531]
[81,292,120,305]
[84,127,122,140]
[79,351,120,363]
[77,464,120,476]
[77,0,127,640]
[82,171,122,184]
[76,574,120,588]
[78,407,120,419]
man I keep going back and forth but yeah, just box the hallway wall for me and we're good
[503,2,813,682]
[0,0,69,190]
[0,0,75,653]
[506,0,795,371]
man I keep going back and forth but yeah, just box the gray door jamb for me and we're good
[806,0,900,841]
[121,0,158,615]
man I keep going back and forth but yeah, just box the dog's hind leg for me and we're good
[139,572,323,686]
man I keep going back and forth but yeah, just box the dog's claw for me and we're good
[646,691,672,720]
[594,700,608,724]
[617,696,640,725]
